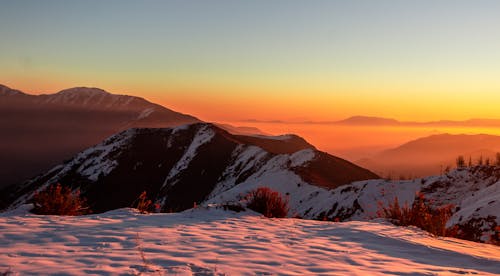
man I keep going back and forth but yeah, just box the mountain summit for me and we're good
[47,87,113,105]
[4,123,378,213]
[336,116,400,125]
[0,84,200,189]
[0,84,25,96]
[56,87,111,96]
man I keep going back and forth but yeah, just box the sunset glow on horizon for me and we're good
[2,0,500,123]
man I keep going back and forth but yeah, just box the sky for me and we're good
[1,0,500,122]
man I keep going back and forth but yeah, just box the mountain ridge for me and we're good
[3,123,499,245]
[3,122,378,212]
[357,133,500,177]
[242,115,500,127]
[0,84,200,189]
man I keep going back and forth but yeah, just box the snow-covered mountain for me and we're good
[4,123,378,213]
[203,160,499,243]
[4,122,498,243]
[0,84,199,190]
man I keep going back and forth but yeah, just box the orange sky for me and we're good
[7,79,500,125]
[3,1,500,158]
[2,1,500,125]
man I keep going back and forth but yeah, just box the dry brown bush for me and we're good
[32,183,90,215]
[378,193,454,237]
[246,187,289,218]
[133,191,153,214]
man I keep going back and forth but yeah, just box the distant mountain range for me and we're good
[214,123,269,136]
[3,123,378,212]
[0,84,279,189]
[0,84,201,189]
[0,84,281,189]
[336,116,500,127]
[357,133,500,178]
[244,115,500,127]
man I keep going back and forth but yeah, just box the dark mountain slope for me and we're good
[0,84,199,189]
[4,123,378,213]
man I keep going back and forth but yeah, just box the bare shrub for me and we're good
[378,193,454,237]
[31,183,90,215]
[133,191,153,214]
[246,187,289,218]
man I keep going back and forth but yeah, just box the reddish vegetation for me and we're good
[450,216,500,245]
[378,194,454,237]
[380,194,500,245]
[32,183,90,216]
[133,191,153,214]
[246,187,289,218]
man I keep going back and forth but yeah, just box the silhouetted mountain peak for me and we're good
[56,87,111,97]
[38,86,152,109]
[337,116,399,125]
[399,133,500,149]
[0,85,200,189]
[0,84,25,96]
[357,132,500,178]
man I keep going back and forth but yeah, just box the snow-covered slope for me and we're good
[204,165,500,243]
[4,123,377,213]
[0,206,498,275]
